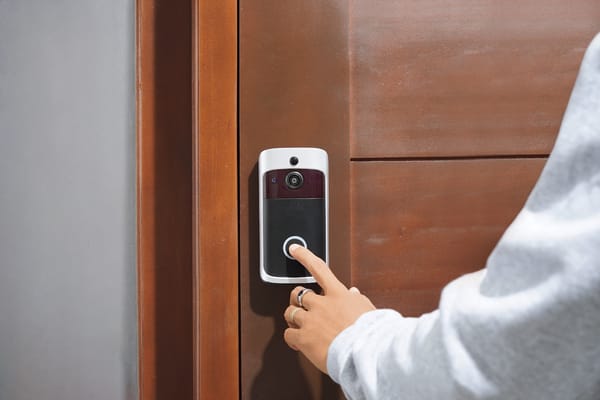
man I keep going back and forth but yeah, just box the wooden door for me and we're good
[239,1,599,399]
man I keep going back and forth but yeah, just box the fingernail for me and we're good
[289,244,300,252]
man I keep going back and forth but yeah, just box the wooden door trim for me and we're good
[192,0,239,399]
[137,0,194,398]
[137,0,238,398]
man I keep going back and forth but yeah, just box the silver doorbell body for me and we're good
[258,147,329,284]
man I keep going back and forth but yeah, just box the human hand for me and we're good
[283,244,376,374]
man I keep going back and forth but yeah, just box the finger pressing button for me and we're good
[282,236,307,260]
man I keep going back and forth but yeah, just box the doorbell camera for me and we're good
[258,147,329,284]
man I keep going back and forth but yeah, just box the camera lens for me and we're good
[290,156,299,166]
[285,171,304,189]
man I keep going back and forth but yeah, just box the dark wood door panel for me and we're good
[238,2,590,399]
[351,158,547,316]
[240,1,349,398]
[350,0,600,158]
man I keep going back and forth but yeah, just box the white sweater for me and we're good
[327,33,600,400]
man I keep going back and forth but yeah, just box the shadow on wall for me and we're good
[247,163,342,400]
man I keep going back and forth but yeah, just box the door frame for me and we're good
[137,0,239,398]
[192,0,239,398]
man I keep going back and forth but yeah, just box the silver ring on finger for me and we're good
[297,288,314,309]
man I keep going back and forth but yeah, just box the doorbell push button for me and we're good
[283,236,307,260]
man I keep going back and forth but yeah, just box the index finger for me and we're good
[289,244,346,294]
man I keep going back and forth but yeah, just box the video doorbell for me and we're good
[258,148,329,284]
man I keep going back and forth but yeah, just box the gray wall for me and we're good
[0,1,137,399]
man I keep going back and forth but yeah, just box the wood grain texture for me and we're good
[350,0,600,158]
[137,0,193,398]
[351,159,547,316]
[240,1,349,398]
[192,0,238,399]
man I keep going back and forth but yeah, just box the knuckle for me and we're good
[290,286,303,301]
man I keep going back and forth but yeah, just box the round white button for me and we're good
[282,236,307,260]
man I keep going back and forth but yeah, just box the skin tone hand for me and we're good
[283,244,376,374]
